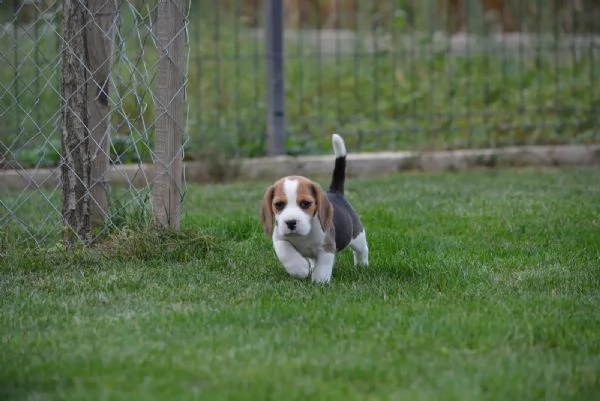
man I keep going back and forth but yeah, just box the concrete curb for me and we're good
[2,144,599,192]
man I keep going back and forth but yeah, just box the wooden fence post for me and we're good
[152,0,186,229]
[61,0,91,243]
[87,0,119,229]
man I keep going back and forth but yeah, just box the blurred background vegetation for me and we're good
[1,0,599,168]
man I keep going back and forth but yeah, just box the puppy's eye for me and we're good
[274,201,285,211]
[299,200,312,209]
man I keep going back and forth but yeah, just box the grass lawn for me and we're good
[1,167,599,400]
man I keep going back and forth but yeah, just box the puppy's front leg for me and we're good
[273,240,311,279]
[311,251,335,283]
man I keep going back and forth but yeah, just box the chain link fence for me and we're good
[190,0,599,157]
[1,0,188,246]
[1,0,600,247]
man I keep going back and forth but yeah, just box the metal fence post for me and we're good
[265,0,285,156]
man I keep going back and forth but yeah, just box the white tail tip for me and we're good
[332,133,346,158]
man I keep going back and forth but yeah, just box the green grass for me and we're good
[1,167,599,400]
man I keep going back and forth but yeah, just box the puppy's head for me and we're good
[260,176,333,237]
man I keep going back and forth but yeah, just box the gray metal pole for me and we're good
[265,0,285,156]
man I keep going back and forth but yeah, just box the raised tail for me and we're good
[329,133,347,194]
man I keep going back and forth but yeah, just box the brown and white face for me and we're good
[260,176,333,238]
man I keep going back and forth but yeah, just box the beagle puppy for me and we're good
[260,134,368,283]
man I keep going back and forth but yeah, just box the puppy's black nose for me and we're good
[285,219,297,230]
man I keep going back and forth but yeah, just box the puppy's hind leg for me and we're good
[349,230,369,267]
[273,240,311,279]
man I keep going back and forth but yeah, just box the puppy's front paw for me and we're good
[311,252,335,283]
[311,272,331,284]
[284,258,311,279]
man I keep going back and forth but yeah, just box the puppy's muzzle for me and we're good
[285,219,297,231]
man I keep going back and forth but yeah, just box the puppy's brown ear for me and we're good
[260,185,275,236]
[313,184,334,231]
